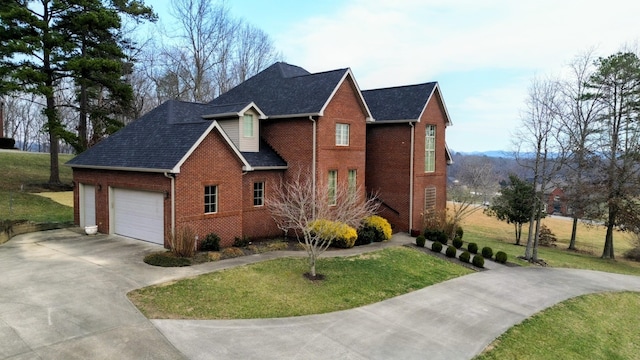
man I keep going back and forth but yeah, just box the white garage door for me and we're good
[113,188,164,245]
[81,184,96,228]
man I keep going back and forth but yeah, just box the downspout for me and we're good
[409,122,415,233]
[310,116,317,217]
[163,172,175,241]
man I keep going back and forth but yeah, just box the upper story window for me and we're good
[425,125,436,172]
[204,185,218,214]
[243,114,254,137]
[336,123,349,146]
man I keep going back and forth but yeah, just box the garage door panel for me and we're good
[113,188,164,245]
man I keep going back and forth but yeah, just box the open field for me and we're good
[458,205,640,275]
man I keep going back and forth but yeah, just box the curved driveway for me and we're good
[2,229,640,359]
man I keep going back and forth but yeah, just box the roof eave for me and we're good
[66,163,177,174]
[268,112,321,119]
[367,119,419,124]
[319,69,374,120]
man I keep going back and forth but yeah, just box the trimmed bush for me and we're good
[472,254,485,268]
[233,236,251,247]
[425,229,448,245]
[445,245,457,258]
[416,235,426,247]
[144,252,191,267]
[431,241,443,252]
[468,242,478,254]
[459,251,471,263]
[452,237,463,249]
[355,226,376,245]
[455,227,464,240]
[0,138,16,149]
[360,215,392,242]
[200,233,221,251]
[495,251,508,264]
[311,219,358,248]
[481,246,493,259]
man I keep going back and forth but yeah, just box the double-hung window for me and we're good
[348,169,357,195]
[336,123,349,146]
[253,182,264,207]
[425,125,436,172]
[328,170,337,205]
[204,185,218,213]
[243,114,254,137]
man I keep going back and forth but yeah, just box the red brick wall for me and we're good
[72,169,171,243]
[241,171,284,239]
[174,129,244,247]
[262,118,313,176]
[412,90,449,233]
[365,88,450,234]
[316,76,368,197]
[365,124,412,232]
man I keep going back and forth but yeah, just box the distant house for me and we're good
[66,62,452,247]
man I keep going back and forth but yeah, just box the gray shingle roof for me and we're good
[66,100,287,171]
[210,62,349,117]
[362,82,437,122]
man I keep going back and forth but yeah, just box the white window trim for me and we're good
[328,170,337,206]
[253,181,264,207]
[205,185,218,214]
[425,125,436,173]
[243,114,254,138]
[336,123,349,146]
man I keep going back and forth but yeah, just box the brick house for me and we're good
[66,62,452,247]
[363,83,453,234]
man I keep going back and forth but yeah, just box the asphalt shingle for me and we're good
[362,82,437,122]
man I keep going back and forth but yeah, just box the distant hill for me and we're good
[454,150,513,158]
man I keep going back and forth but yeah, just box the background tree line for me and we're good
[0,0,280,183]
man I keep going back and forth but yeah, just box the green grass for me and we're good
[475,292,640,360]
[128,247,473,319]
[1,151,74,222]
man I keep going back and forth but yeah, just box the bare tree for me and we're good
[268,169,379,278]
[516,76,565,262]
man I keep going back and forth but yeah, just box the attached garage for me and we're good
[111,188,165,245]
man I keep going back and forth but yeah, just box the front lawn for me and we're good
[128,247,473,319]
[475,291,640,360]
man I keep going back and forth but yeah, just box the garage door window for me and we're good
[205,185,218,213]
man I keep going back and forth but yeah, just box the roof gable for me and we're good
[363,82,452,126]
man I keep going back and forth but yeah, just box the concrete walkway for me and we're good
[2,229,640,359]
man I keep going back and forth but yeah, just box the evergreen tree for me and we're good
[485,174,535,245]
[0,0,155,182]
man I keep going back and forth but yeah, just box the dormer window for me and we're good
[243,114,254,137]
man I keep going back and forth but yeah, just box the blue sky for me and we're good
[145,0,640,152]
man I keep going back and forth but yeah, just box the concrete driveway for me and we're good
[2,230,640,360]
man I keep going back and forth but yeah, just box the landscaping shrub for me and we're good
[200,232,221,251]
[144,252,191,267]
[416,235,426,247]
[455,226,464,240]
[207,252,222,261]
[355,226,376,245]
[445,245,457,258]
[495,251,508,264]
[233,236,251,247]
[481,246,493,259]
[468,242,478,254]
[539,224,558,247]
[431,241,443,252]
[221,247,245,258]
[624,247,640,262]
[472,254,485,268]
[459,251,471,263]
[266,241,289,251]
[310,219,358,248]
[452,237,463,249]
[360,215,392,242]
[170,226,196,258]
[425,229,448,245]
